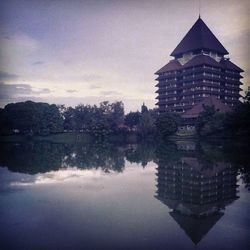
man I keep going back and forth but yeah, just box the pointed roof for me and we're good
[170,211,223,245]
[171,17,229,56]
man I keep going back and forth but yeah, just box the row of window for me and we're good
[225,90,237,94]
[225,76,238,81]
[165,78,177,81]
[225,83,239,88]
[166,97,177,101]
[161,74,239,82]
[166,91,177,95]
[183,87,220,92]
[163,101,236,109]
[163,71,178,76]
[159,66,239,77]
[161,93,239,102]
[182,93,215,99]
[225,96,237,100]
[183,80,220,86]
[225,70,239,74]
[161,80,239,88]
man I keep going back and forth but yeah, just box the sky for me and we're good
[0,0,249,112]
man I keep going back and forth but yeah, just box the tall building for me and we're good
[155,147,238,244]
[155,17,243,114]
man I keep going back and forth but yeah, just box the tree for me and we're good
[109,101,124,128]
[63,107,77,131]
[71,101,124,136]
[155,112,181,138]
[195,105,217,135]
[243,89,250,103]
[124,111,140,129]
[1,101,63,135]
[0,108,9,135]
[137,112,156,138]
[43,104,64,134]
[200,112,226,136]
[223,102,250,137]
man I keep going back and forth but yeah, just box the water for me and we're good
[0,140,250,250]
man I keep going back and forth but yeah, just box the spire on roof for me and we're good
[170,18,229,57]
[198,0,201,19]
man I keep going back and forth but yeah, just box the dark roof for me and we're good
[183,54,221,68]
[155,60,182,74]
[170,211,223,245]
[182,96,232,118]
[220,59,244,72]
[171,17,229,56]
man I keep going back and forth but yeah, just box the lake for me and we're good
[0,140,250,250]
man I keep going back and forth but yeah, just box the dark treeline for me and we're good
[0,91,250,139]
[0,100,189,138]
[0,101,63,136]
[0,100,158,138]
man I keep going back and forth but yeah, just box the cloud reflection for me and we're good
[10,167,115,187]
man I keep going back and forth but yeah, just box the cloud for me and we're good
[0,82,32,99]
[66,89,77,93]
[0,71,18,80]
[0,82,51,100]
[81,74,101,82]
[89,84,101,89]
[32,61,44,65]
[0,34,40,60]
[100,91,122,96]
[37,88,51,94]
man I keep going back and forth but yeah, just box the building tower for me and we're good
[155,17,243,114]
[155,149,238,244]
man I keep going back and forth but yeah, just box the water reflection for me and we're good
[155,141,239,244]
[0,142,156,175]
[0,139,250,249]
[8,168,107,187]
[0,140,249,187]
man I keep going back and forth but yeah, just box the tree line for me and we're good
[0,92,250,139]
[0,100,161,137]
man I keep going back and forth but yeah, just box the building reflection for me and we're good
[155,142,238,245]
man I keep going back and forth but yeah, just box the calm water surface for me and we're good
[0,140,250,250]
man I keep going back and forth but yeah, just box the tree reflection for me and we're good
[62,142,125,173]
[0,142,126,174]
[0,139,249,193]
[125,142,156,167]
[0,142,64,174]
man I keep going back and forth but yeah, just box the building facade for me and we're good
[155,143,238,244]
[155,17,243,114]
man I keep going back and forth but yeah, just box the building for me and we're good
[155,152,238,244]
[155,17,243,115]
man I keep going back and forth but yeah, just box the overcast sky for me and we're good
[0,0,249,112]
